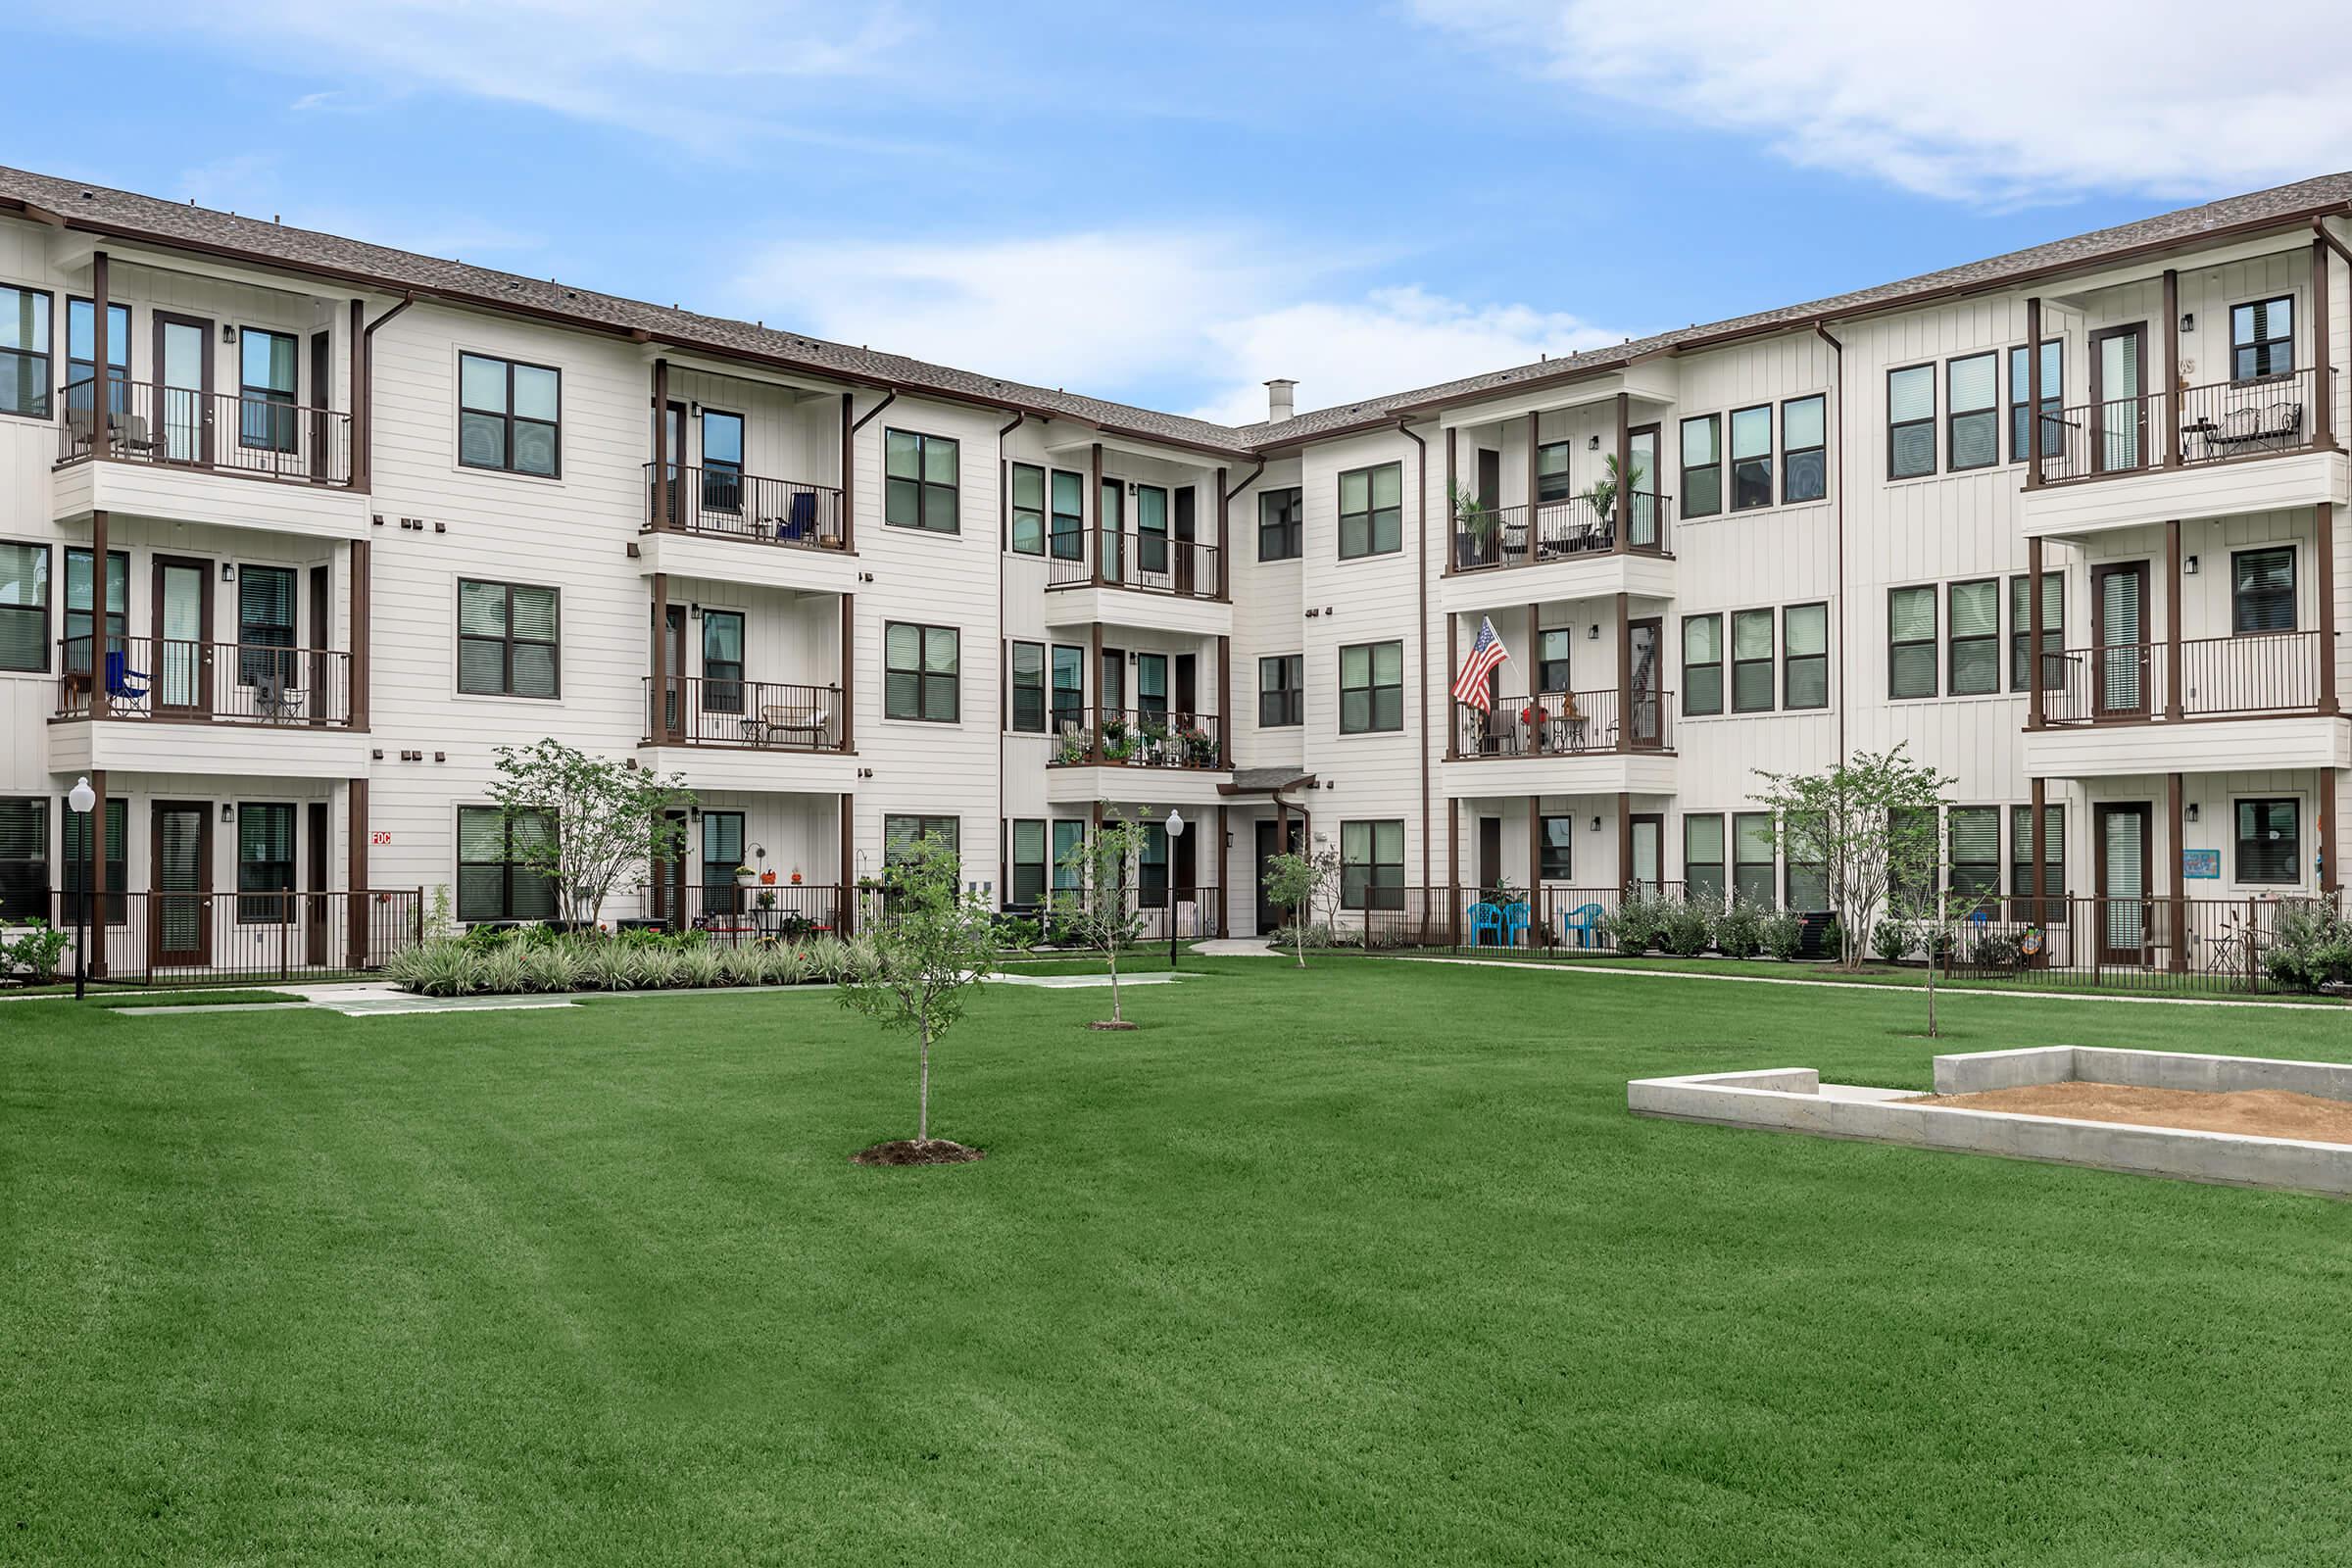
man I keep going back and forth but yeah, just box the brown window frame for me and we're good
[883,621,960,723]
[1888,584,1937,700]
[457,351,563,478]
[1008,639,1047,733]
[1886,363,1936,479]
[1945,351,1999,472]
[1781,394,1826,505]
[1783,601,1829,710]
[1680,414,1722,518]
[0,284,54,422]
[884,427,960,534]
[1682,613,1723,716]
[1947,578,2001,696]
[2230,295,2294,383]
[0,539,49,673]
[1729,404,1773,512]
[1336,463,1403,560]
[456,578,562,700]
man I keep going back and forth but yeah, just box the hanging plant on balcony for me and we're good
[1101,714,1130,744]
[734,864,759,888]
[1520,702,1549,728]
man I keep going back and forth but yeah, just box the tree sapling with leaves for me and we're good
[1050,810,1152,1028]
[1261,837,1342,968]
[487,738,693,928]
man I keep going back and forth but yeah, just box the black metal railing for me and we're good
[57,635,353,725]
[642,676,846,750]
[644,463,847,549]
[2040,631,2322,724]
[2037,368,2321,484]
[1450,492,1672,572]
[1948,893,2331,995]
[642,882,850,940]
[34,888,421,986]
[1451,689,1672,757]
[1045,528,1223,598]
[56,378,352,485]
[1050,707,1226,768]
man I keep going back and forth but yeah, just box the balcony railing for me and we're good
[56,635,353,725]
[1045,529,1223,599]
[643,463,846,550]
[2039,631,2323,724]
[643,882,851,938]
[1450,688,1673,757]
[1051,707,1226,768]
[56,378,353,486]
[643,676,846,750]
[1450,492,1672,572]
[2036,368,2323,484]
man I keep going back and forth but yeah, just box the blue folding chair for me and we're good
[777,490,818,542]
[104,649,150,713]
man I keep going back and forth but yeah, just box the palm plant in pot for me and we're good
[1449,479,1500,568]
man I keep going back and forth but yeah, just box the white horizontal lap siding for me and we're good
[1227,459,1305,774]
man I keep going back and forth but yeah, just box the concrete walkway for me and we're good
[1191,937,1280,957]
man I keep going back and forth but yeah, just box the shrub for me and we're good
[5,919,72,985]
[475,946,527,996]
[519,944,580,993]
[1653,897,1715,957]
[768,945,813,986]
[636,947,684,989]
[1760,908,1803,961]
[1603,893,1665,956]
[1714,899,1765,960]
[846,934,883,981]
[578,942,636,992]
[718,945,767,987]
[409,941,478,998]
[1270,922,1336,950]
[2261,900,2352,993]
[1871,918,1913,964]
[806,935,851,982]
[1967,928,2023,970]
[677,944,724,990]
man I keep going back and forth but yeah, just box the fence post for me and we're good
[278,892,290,981]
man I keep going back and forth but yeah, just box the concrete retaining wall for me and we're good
[1935,1045,2352,1102]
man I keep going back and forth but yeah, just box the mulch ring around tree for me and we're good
[1088,1020,1139,1031]
[852,1139,987,1166]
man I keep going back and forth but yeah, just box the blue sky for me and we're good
[15,1,2352,423]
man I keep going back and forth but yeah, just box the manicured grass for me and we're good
[91,989,308,1009]
[7,961,2352,1564]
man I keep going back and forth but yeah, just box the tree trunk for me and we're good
[1926,959,1938,1039]
[1108,951,1122,1023]
[917,1012,931,1143]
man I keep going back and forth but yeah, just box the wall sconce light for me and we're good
[2180,312,2196,333]
[221,323,237,344]
[2184,555,2200,575]
[1588,435,1600,451]
[220,803,236,823]
[689,603,703,619]
[1587,624,1599,640]
[689,401,701,416]
[220,563,236,582]
[2185,803,2201,824]
[1590,816,1602,832]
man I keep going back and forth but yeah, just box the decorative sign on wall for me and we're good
[2182,849,2221,881]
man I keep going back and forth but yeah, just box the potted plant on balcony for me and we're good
[1449,480,1499,568]
[1056,729,1093,765]
[1181,725,1218,767]
[1584,454,1635,544]
[734,863,758,889]
[1519,700,1549,751]
[1140,716,1171,764]
[1101,713,1134,762]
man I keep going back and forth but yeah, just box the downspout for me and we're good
[850,388,897,433]
[358,291,415,493]
[1220,460,1265,505]
[1398,417,1430,902]
[1816,321,1846,762]
[997,411,1023,909]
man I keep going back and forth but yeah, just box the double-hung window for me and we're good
[884,622,959,722]
[235,802,296,923]
[701,411,744,511]
[1258,486,1302,562]
[63,795,126,926]
[1733,812,1776,907]
[458,579,560,698]
[2010,571,2064,692]
[2010,341,2062,463]
[1887,365,1936,478]
[2011,805,2066,921]
[0,541,47,672]
[64,548,128,676]
[239,327,299,452]
[885,814,959,865]
[1680,415,1722,518]
[1051,644,1085,731]
[1948,807,2001,910]
[2236,798,2299,884]
[1730,405,1773,510]
[1947,579,2001,695]
[1051,821,1086,897]
[1340,819,1404,911]
[457,806,555,922]
[1536,628,1573,695]
[1946,353,1999,470]
[1338,464,1402,559]
[0,798,46,920]
[1008,641,1047,733]
[699,812,745,904]
[1684,815,1726,906]
[1889,585,1937,699]
[237,564,299,693]
[458,353,560,476]
[1731,610,1775,712]
[884,429,959,533]
[1338,641,1402,733]
[2232,546,2296,633]
[2232,297,2293,382]
[1136,485,1170,575]
[1049,470,1085,561]
[1781,395,1826,504]
[1259,654,1303,728]
[67,298,127,423]
[1783,603,1828,710]
[1536,442,1575,503]
[1009,820,1048,907]
[1008,463,1046,556]
[1,286,51,419]
[1785,816,1828,912]
[702,610,745,714]
[1682,614,1724,715]
[1539,815,1575,882]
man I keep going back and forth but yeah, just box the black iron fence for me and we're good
[643,463,847,549]
[1449,491,1672,571]
[57,378,353,485]
[20,888,421,988]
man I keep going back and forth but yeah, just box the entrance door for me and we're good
[155,312,215,466]
[2095,802,2153,964]
[657,401,688,526]
[153,555,213,716]
[653,603,686,739]
[1253,817,1303,934]
[1627,616,1663,747]
[308,330,330,482]
[651,808,690,929]
[1173,653,1198,729]
[307,564,330,723]
[2091,562,2150,718]
[1100,646,1126,729]
[1627,424,1661,549]
[151,802,213,968]
[2091,322,2148,475]
[1477,815,1503,899]
[1099,480,1125,585]
[305,801,328,961]
[1629,813,1664,895]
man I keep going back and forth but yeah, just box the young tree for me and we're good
[487,739,693,927]
[1885,814,1991,1041]
[1261,838,1343,968]
[839,834,998,1159]
[1751,746,1951,971]
[1050,810,1152,1027]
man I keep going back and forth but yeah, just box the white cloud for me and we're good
[732,230,1625,426]
[1412,0,2352,206]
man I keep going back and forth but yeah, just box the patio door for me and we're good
[305,801,328,961]
[151,802,213,968]
[1173,486,1198,597]
[2091,322,2148,475]
[307,564,330,723]
[152,556,213,716]
[1627,424,1660,548]
[1477,816,1503,899]
[309,330,330,482]
[651,808,690,929]
[654,604,686,740]
[1629,813,1664,895]
[1099,479,1125,585]
[2095,803,2153,964]
[1627,617,1663,747]
[155,312,215,466]
[2091,562,2150,718]
[1253,817,1301,934]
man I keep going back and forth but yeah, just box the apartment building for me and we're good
[2,164,2348,979]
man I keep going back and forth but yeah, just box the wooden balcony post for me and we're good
[839,591,856,752]
[90,252,108,461]
[1524,410,1539,534]
[2029,777,2047,931]
[2321,502,2339,715]
[348,298,366,490]
[1615,792,1633,895]
[1614,591,1632,753]
[350,537,370,731]
[838,393,856,552]
[2317,236,2336,452]
[2026,536,2045,730]
[1214,466,1229,601]
[2162,270,2181,470]
[1526,796,1541,918]
[1216,803,1231,935]
[1613,393,1632,556]
[2165,518,2183,720]
[1216,634,1231,766]
[1090,443,1105,586]
[2024,297,2043,489]
[1088,619,1103,763]
[88,768,108,979]
[2167,772,2186,972]
[837,793,856,936]
[651,358,669,532]
[1443,427,1457,576]
[2325,770,2341,896]
[346,777,368,970]
[90,508,109,720]
[650,571,669,742]
[1446,797,1459,946]
[1445,612,1458,759]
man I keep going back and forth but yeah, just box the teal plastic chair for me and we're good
[1560,903,1605,949]
[1466,901,1502,947]
[1502,901,1531,946]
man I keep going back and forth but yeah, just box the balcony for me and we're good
[1046,705,1232,806]
[49,635,368,777]
[49,379,369,538]
[637,675,856,790]
[2024,631,2349,777]
[1437,493,1675,613]
[1440,688,1677,796]
[1042,531,1230,637]
[635,464,857,596]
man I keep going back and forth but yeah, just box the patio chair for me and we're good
[775,490,818,543]
[1501,901,1530,947]
[1559,903,1605,949]
[103,650,150,713]
[1466,901,1503,947]
[754,699,831,748]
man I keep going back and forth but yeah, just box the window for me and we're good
[235,803,296,923]
[884,814,959,865]
[62,796,126,926]
[1009,641,1047,733]
[1536,628,1573,695]
[1782,395,1826,504]
[1947,579,2000,696]
[1888,808,1934,907]
[457,579,559,698]
[1099,480,1123,582]
[1138,822,1169,907]
[1258,486,1302,562]
[884,622,959,722]
[458,352,560,476]
[1684,814,1726,906]
[885,429,959,533]
[0,286,50,418]
[701,411,744,511]
[1733,811,1776,907]
[237,564,300,692]
[64,548,127,674]
[2009,572,2064,692]
[1051,644,1085,730]
[702,610,744,714]
[2009,341,2062,462]
[1785,817,1827,912]
[1784,603,1828,710]
[1948,807,2000,911]
[1259,654,1303,728]
[2232,296,2293,382]
[457,806,555,922]
[1009,819,1048,907]
[2232,546,2296,633]
[1946,353,1999,471]
[0,542,47,672]
[1539,816,1575,882]
[1049,470,1085,561]
[1136,485,1169,575]
[1099,644,1126,715]
[1730,405,1773,510]
[67,298,128,421]
[1731,610,1775,712]
[701,812,744,900]
[1682,614,1723,715]
[1536,442,1575,503]
[0,798,45,920]
[2236,798,2300,884]
[1887,364,1936,478]
[1681,415,1722,518]
[1135,653,1168,723]
[2011,805,2066,921]
[1008,464,1046,556]
[1337,464,1402,559]
[1340,819,1404,910]
[239,327,299,452]
[1338,641,1402,733]
[1051,821,1086,895]
[1889,585,1937,699]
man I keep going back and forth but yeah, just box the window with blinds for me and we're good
[458,580,559,698]
[2009,571,2064,691]
[1682,615,1723,715]
[0,542,46,672]
[239,328,300,452]
[1730,405,1772,510]
[1340,819,1403,910]
[1947,579,2000,695]
[62,796,126,925]
[1684,814,1725,905]
[2009,341,2063,462]
[700,811,744,896]
[702,610,745,714]
[1887,365,1936,477]
[235,802,296,923]
[457,806,555,923]
[2235,798,2299,884]
[1,286,51,418]
[1732,609,1775,711]
[1536,441,1574,503]
[1888,808,1935,906]
[1946,353,1999,470]
[1889,585,1937,699]
[1540,815,1575,882]
[1051,821,1085,893]
[1259,654,1303,728]
[2231,547,2296,633]
[884,622,959,722]
[459,353,561,477]
[1051,644,1085,730]
[1783,603,1828,710]
[884,814,958,865]
[1009,819,1048,907]
[1681,415,1722,517]
[0,797,45,920]
[1051,470,1086,562]
[1948,807,2000,909]
[1733,812,1776,908]
[64,548,127,672]
[1006,463,1045,556]
[1782,395,1826,504]
[2010,805,2066,922]
[1784,810,1827,912]
[1008,641,1046,733]
[885,429,959,533]
[237,564,299,690]
[2232,296,2293,382]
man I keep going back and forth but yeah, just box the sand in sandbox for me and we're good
[1912,1081,2352,1146]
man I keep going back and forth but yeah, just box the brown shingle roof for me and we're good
[7,164,2350,458]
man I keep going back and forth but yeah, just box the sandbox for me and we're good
[1627,1046,2352,1197]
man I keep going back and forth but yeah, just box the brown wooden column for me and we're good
[1216,634,1231,763]
[839,393,857,551]
[2024,297,2043,489]
[650,572,670,743]
[2165,518,2183,721]
[89,251,108,456]
[2317,236,2336,452]
[1613,393,1632,555]
[1525,601,1541,705]
[2029,776,2047,930]
[2324,771,2340,896]
[2320,503,2338,714]
[1613,591,1632,753]
[837,792,856,935]
[2026,536,2045,729]
[349,537,372,730]
[1088,619,1104,762]
[1524,410,1539,524]
[347,298,367,490]
[839,591,857,750]
[2167,772,2186,972]
[1090,442,1105,585]
[89,508,109,719]
[1526,794,1542,906]
[2162,270,2181,470]
[1615,791,1633,895]
[1216,804,1231,933]
[88,768,108,979]
[651,358,670,531]
[1214,466,1229,601]
[1444,611,1458,758]
[1446,797,1459,946]
[1443,428,1457,575]
[345,776,368,968]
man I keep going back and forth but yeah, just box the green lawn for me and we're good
[7,961,2352,1565]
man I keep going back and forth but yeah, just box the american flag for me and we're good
[1450,617,1509,710]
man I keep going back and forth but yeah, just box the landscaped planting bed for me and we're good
[382,928,886,997]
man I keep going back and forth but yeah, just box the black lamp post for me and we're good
[68,775,95,1002]
[1165,810,1186,967]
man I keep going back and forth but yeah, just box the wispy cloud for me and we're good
[1412,0,2352,206]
